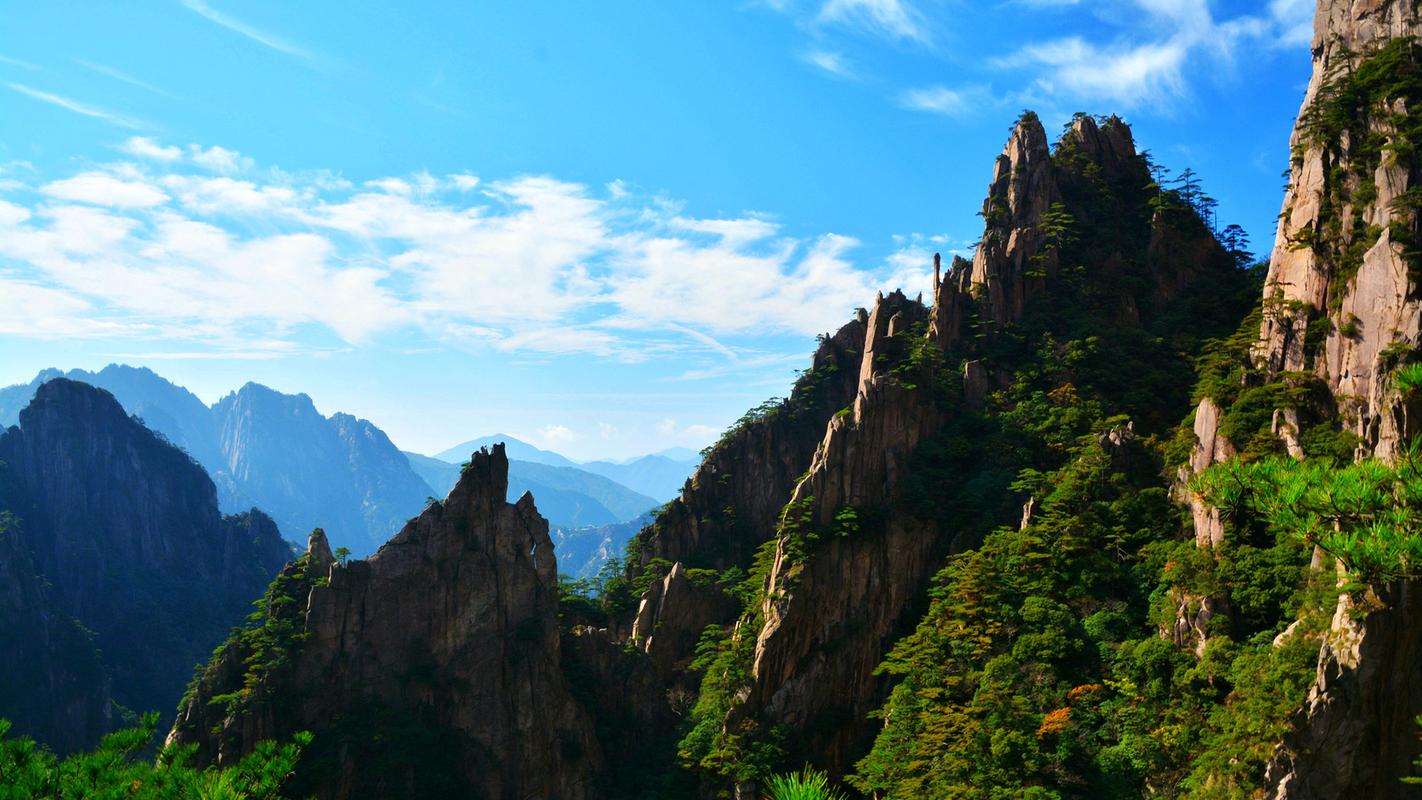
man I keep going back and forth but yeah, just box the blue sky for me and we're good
[0,0,1312,459]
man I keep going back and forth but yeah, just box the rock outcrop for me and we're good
[624,314,867,668]
[630,315,867,576]
[747,290,946,774]
[170,445,603,800]
[1247,1,1422,795]
[1257,0,1422,458]
[0,379,290,751]
[611,109,1249,796]
[1266,581,1422,799]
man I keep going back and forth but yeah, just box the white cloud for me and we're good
[189,145,252,174]
[0,145,921,362]
[537,424,579,444]
[122,137,183,161]
[654,418,720,446]
[819,0,927,42]
[180,0,314,60]
[1269,0,1314,46]
[7,82,146,129]
[992,0,1315,109]
[41,172,168,208]
[802,50,856,79]
[898,85,972,115]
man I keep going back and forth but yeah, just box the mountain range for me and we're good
[165,7,1422,793]
[0,367,693,560]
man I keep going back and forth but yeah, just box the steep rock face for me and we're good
[1266,581,1422,799]
[1257,0,1422,458]
[171,446,602,800]
[623,111,1244,795]
[932,113,1167,352]
[630,316,867,575]
[746,293,945,775]
[1254,1,1422,795]
[964,113,1058,327]
[0,379,289,749]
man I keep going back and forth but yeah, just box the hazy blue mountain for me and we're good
[654,446,701,462]
[577,453,699,502]
[0,379,289,752]
[406,449,658,529]
[0,366,434,558]
[551,514,653,580]
[213,383,433,556]
[435,434,577,467]
[404,450,463,497]
[508,461,658,521]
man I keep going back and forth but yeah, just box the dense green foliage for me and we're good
[665,121,1267,797]
[0,714,308,799]
[1196,443,1422,584]
[762,768,847,800]
[186,545,321,718]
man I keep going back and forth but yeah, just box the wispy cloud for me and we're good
[898,85,972,115]
[7,82,147,129]
[0,54,40,71]
[121,137,183,161]
[801,49,857,79]
[180,0,314,60]
[75,60,173,97]
[0,141,925,362]
[991,0,1316,109]
[818,0,927,43]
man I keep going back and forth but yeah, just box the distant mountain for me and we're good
[0,366,432,557]
[509,461,658,523]
[406,449,658,530]
[404,450,463,498]
[577,453,699,502]
[213,383,434,557]
[435,434,577,467]
[550,514,653,579]
[431,435,700,502]
[653,446,701,462]
[0,379,290,752]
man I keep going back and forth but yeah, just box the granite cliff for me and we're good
[171,445,603,799]
[0,379,290,752]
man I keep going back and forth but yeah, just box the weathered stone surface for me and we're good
[748,290,947,775]
[1266,582,1422,798]
[629,316,866,578]
[632,561,738,677]
[171,445,602,800]
[964,113,1057,328]
[1258,0,1422,457]
[1182,397,1234,548]
[1247,1,1422,794]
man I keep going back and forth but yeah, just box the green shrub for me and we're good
[762,767,847,800]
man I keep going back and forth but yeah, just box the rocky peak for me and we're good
[170,443,602,798]
[306,527,335,574]
[1062,113,1137,174]
[962,112,1061,326]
